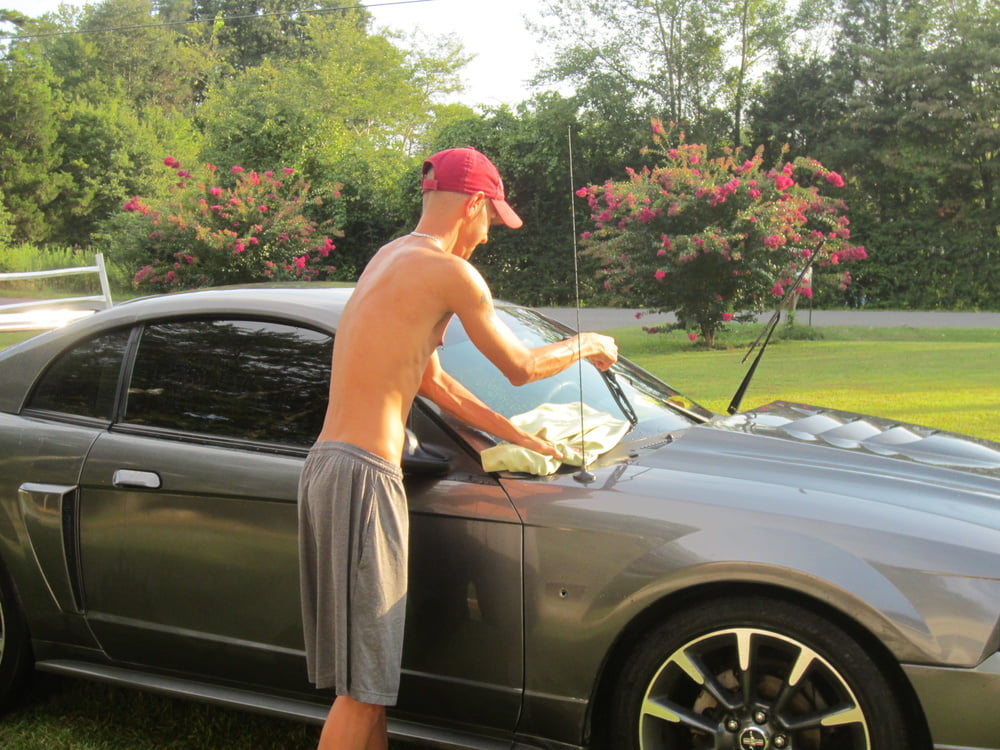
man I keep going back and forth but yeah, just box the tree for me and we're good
[0,54,72,243]
[189,0,352,72]
[531,0,816,148]
[579,123,865,345]
[104,157,342,289]
[532,0,727,144]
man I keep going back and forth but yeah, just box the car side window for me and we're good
[26,328,131,420]
[122,318,332,447]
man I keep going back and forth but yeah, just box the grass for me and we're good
[0,319,997,748]
[605,323,1000,442]
[3,675,322,750]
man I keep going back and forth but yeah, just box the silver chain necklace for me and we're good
[409,231,444,250]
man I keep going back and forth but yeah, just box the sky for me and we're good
[1,0,554,107]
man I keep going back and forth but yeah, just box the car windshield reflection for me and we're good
[438,306,713,442]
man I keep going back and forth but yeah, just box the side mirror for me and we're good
[402,428,451,476]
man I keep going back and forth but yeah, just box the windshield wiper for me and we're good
[727,245,821,415]
[603,370,639,427]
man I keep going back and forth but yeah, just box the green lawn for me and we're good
[610,325,1000,442]
[0,321,997,748]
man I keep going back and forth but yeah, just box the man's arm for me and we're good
[418,352,563,459]
[446,262,618,386]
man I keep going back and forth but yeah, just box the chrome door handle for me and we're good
[113,469,161,489]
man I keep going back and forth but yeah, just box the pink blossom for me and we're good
[688,333,698,342]
[282,167,295,176]
[651,119,664,135]
[231,166,244,173]
[782,162,795,176]
[210,187,223,197]
[293,256,307,269]
[637,207,657,223]
[771,283,785,296]
[575,187,589,198]
[258,205,268,212]
[657,248,667,257]
[749,189,762,199]
[163,157,180,168]
[249,236,259,245]
[774,175,795,191]
[722,312,734,322]
[825,171,845,187]
[763,234,784,249]
[654,269,667,281]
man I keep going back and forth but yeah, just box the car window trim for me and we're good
[109,422,311,458]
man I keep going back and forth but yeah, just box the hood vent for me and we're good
[736,405,1000,470]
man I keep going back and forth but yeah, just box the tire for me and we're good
[606,596,911,750]
[0,563,31,712]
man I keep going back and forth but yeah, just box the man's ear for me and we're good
[464,191,487,217]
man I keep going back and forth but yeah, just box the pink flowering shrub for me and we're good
[578,122,866,346]
[122,159,342,290]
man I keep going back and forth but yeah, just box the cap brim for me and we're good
[491,198,523,229]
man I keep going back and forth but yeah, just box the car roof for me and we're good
[0,284,356,412]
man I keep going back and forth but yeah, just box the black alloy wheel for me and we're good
[607,596,911,750]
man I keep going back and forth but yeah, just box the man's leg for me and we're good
[317,695,388,750]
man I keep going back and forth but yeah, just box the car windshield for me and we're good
[438,306,712,442]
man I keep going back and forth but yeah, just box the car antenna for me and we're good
[726,241,823,416]
[568,126,596,483]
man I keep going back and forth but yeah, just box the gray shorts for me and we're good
[298,441,408,705]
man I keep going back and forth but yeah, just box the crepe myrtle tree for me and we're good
[578,121,866,346]
[122,158,342,291]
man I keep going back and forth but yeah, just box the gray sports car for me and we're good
[0,285,997,750]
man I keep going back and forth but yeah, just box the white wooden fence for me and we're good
[0,252,113,331]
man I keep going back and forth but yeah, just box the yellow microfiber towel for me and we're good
[480,402,631,475]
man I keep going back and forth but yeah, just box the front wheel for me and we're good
[0,563,31,712]
[606,596,913,750]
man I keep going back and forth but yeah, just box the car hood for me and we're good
[615,400,1000,530]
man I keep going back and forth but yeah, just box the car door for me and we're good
[76,316,524,731]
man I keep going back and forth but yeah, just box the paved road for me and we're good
[537,307,1000,330]
[3,297,998,331]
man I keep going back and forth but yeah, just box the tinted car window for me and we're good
[27,328,131,420]
[123,319,332,447]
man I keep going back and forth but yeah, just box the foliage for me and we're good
[749,0,1000,310]
[579,122,865,345]
[109,158,342,290]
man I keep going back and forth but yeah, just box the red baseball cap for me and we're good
[422,147,523,229]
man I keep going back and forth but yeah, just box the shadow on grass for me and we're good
[4,673,432,749]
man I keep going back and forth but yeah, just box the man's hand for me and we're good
[581,332,618,371]
[515,431,564,461]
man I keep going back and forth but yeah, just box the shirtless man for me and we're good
[298,147,618,750]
